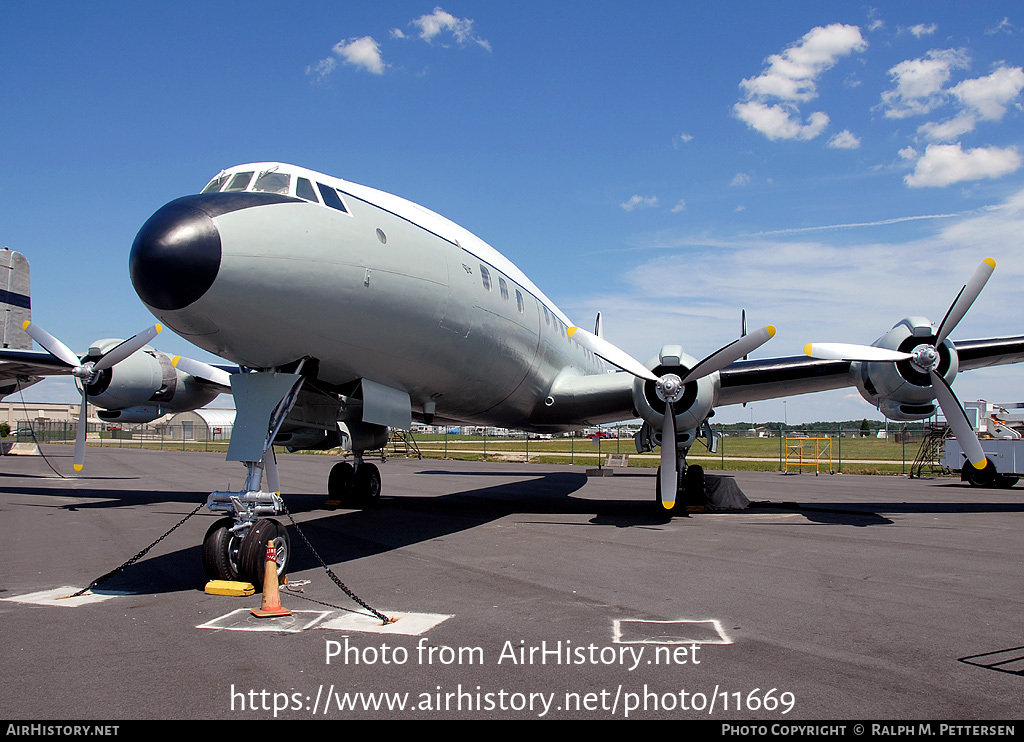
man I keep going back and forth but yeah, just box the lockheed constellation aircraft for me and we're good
[127,162,1024,583]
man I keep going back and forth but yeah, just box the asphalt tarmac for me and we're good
[1,446,1021,720]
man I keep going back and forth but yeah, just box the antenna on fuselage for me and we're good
[595,311,603,339]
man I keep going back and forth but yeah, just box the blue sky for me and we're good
[3,2,1023,424]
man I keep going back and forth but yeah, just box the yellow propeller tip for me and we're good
[662,501,675,510]
[155,324,163,333]
[766,325,776,338]
[22,320,31,330]
[567,326,578,338]
[803,343,814,357]
[984,257,996,269]
[171,355,181,367]
[971,459,988,469]
[74,464,83,472]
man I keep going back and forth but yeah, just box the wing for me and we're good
[0,348,74,399]
[718,335,1024,407]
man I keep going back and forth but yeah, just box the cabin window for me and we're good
[480,265,492,291]
[515,289,525,314]
[223,171,254,192]
[296,178,319,202]
[201,174,229,193]
[253,171,291,195]
[498,277,509,302]
[317,183,349,212]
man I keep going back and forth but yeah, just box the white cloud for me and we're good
[730,172,752,187]
[305,56,337,84]
[408,6,491,51]
[908,23,938,38]
[985,17,1018,35]
[917,112,979,142]
[951,65,1024,120]
[879,48,970,119]
[733,101,829,141]
[675,132,694,147]
[739,24,867,103]
[827,130,861,149]
[904,143,1022,187]
[735,24,863,143]
[332,36,387,75]
[620,195,659,211]
[671,199,687,213]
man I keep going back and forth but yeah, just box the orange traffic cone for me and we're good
[250,540,292,618]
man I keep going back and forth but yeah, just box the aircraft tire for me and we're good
[962,458,998,488]
[353,463,382,506]
[239,518,290,587]
[201,516,242,581]
[327,461,355,507]
[684,464,706,506]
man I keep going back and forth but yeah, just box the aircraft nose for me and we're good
[130,196,222,311]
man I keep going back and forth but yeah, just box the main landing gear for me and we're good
[326,455,382,508]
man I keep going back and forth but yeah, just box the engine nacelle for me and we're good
[83,339,222,417]
[97,405,166,424]
[631,344,717,448]
[83,339,163,409]
[854,316,958,421]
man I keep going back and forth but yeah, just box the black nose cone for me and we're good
[130,196,222,311]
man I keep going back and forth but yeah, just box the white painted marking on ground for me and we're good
[197,608,331,633]
[613,618,732,645]
[318,611,452,635]
[2,587,124,607]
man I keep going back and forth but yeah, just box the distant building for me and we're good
[154,409,235,441]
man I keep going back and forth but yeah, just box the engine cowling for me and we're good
[853,317,958,421]
[631,344,717,447]
[82,339,221,418]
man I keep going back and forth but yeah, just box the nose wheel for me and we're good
[202,516,290,584]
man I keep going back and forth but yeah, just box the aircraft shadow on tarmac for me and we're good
[9,465,1024,597]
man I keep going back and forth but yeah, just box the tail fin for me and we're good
[0,250,31,350]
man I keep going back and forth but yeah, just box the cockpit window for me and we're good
[253,171,291,195]
[223,171,254,192]
[201,174,229,193]
[296,177,319,202]
[317,183,349,213]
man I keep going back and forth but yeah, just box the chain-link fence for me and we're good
[2,420,943,475]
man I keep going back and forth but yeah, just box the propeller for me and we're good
[804,258,996,470]
[22,321,161,472]
[171,355,234,388]
[569,324,776,508]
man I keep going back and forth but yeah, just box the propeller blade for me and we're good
[171,355,234,388]
[934,258,996,345]
[660,401,677,509]
[22,321,82,368]
[567,326,658,382]
[804,343,912,362]
[74,392,87,472]
[681,325,775,384]
[94,325,162,371]
[929,369,987,470]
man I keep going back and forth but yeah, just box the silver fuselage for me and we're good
[133,163,619,432]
